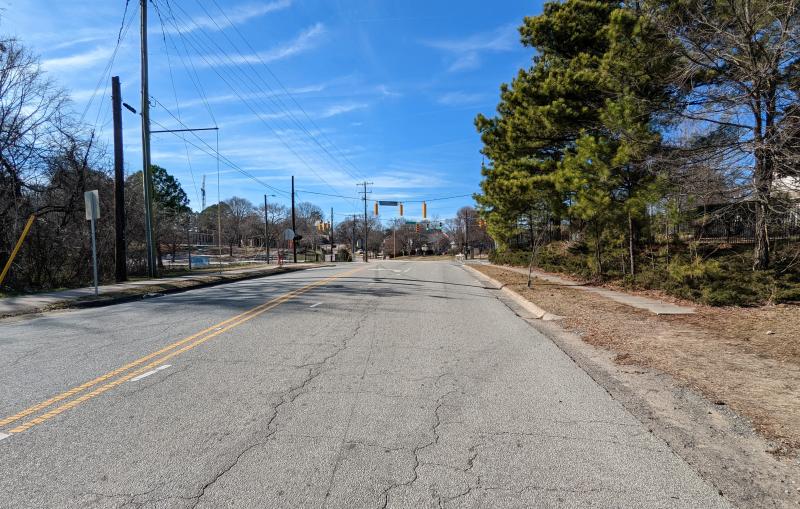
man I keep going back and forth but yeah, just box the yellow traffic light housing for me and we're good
[422,202,427,219]
[374,202,379,216]
[399,203,403,216]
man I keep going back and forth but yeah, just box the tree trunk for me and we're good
[628,212,635,279]
[593,221,603,277]
[753,150,772,271]
[753,199,770,270]
[156,243,164,269]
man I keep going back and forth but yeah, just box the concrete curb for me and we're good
[0,264,331,319]
[461,264,564,321]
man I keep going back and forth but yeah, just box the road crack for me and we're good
[182,299,371,508]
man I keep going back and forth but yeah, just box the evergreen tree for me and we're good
[476,0,675,276]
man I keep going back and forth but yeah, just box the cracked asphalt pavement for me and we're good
[0,261,729,508]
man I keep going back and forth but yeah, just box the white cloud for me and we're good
[447,52,481,72]
[375,84,401,97]
[422,23,519,73]
[41,46,112,72]
[68,88,103,103]
[320,102,368,118]
[437,91,486,106]
[179,83,327,109]
[196,23,326,67]
[170,0,293,34]
[370,170,448,189]
[423,23,518,53]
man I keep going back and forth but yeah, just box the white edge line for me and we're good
[309,302,322,308]
[130,364,172,382]
[0,432,10,441]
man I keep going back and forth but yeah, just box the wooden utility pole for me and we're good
[358,181,373,262]
[111,76,127,282]
[291,176,297,263]
[264,194,270,264]
[140,0,157,277]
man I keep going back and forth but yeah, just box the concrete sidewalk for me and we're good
[475,262,695,315]
[0,262,330,318]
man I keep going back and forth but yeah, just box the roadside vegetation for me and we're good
[475,0,800,306]
[490,242,800,306]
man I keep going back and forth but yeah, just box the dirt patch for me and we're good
[474,264,800,454]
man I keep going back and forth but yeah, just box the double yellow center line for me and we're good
[0,266,361,435]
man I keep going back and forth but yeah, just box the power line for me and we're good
[401,193,475,203]
[295,189,360,200]
[205,0,369,183]
[156,1,360,209]
[153,3,201,207]
[151,97,291,198]
[149,114,290,199]
[194,0,364,184]
[79,3,138,127]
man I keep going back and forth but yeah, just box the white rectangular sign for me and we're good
[84,190,100,220]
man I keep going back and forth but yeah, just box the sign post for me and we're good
[84,190,100,296]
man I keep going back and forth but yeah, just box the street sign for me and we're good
[84,190,100,296]
[84,190,100,220]
[404,220,418,225]
[282,228,295,241]
[379,200,399,206]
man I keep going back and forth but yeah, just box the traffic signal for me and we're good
[399,203,403,216]
[422,202,427,219]
[415,224,421,233]
[374,202,379,216]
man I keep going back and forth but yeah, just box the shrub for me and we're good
[337,248,352,262]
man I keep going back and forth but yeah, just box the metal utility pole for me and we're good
[264,194,270,264]
[291,176,297,263]
[358,181,373,262]
[330,207,334,262]
[140,0,157,278]
[111,76,127,282]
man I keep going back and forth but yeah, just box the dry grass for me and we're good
[475,264,800,453]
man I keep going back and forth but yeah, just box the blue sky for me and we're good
[2,0,539,222]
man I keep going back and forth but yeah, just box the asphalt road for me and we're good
[0,261,729,508]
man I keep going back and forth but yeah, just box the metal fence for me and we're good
[506,202,800,249]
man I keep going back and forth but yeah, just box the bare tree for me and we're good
[258,202,289,251]
[655,0,800,269]
[223,196,255,255]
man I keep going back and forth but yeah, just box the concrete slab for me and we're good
[479,264,695,315]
